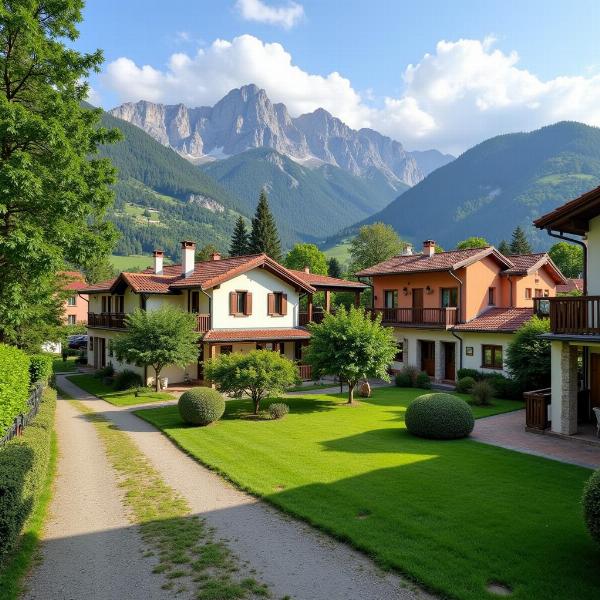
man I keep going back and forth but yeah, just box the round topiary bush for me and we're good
[405,393,475,440]
[456,376,476,394]
[583,468,600,546]
[178,387,225,426]
[269,402,289,420]
[415,371,432,390]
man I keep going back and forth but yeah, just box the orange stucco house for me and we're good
[356,240,566,381]
[60,271,88,325]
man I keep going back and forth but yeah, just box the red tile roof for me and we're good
[557,278,584,293]
[59,271,86,291]
[453,308,533,333]
[501,252,566,283]
[287,269,367,290]
[120,272,179,294]
[356,247,512,277]
[203,328,311,342]
[77,278,117,293]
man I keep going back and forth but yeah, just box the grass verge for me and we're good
[136,387,599,600]
[67,373,173,406]
[50,355,78,373]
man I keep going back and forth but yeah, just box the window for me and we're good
[543,289,550,297]
[482,345,503,369]
[114,295,124,313]
[190,291,200,313]
[488,287,496,306]
[220,345,233,355]
[294,341,303,361]
[89,337,94,351]
[535,288,543,297]
[140,295,147,310]
[101,295,112,313]
[67,315,76,325]
[525,288,532,299]
[268,292,287,316]
[394,341,404,363]
[67,295,77,306]
[384,290,398,308]
[441,287,458,308]
[230,291,252,316]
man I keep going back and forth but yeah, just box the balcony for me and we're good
[88,312,127,329]
[537,296,600,335]
[368,306,458,328]
[195,313,211,333]
[299,311,327,326]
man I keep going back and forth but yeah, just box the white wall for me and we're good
[587,215,600,294]
[459,331,515,377]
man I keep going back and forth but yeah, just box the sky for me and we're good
[74,0,600,154]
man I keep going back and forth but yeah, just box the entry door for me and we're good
[443,342,456,381]
[421,341,435,377]
[591,354,600,409]
[98,338,106,368]
[412,288,424,324]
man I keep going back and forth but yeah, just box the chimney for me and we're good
[181,240,196,278]
[152,250,164,275]
[304,265,310,273]
[423,240,436,257]
[211,252,221,261]
[402,244,413,256]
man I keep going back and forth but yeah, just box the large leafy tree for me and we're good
[456,236,489,250]
[204,350,299,415]
[285,243,328,275]
[548,241,583,279]
[349,223,404,273]
[509,226,533,254]
[304,306,397,404]
[229,216,249,256]
[112,307,198,391]
[0,1,119,344]
[248,189,282,262]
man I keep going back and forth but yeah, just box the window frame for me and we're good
[525,288,532,299]
[67,295,77,306]
[67,315,76,325]
[394,341,404,363]
[441,287,458,308]
[220,345,233,355]
[488,287,496,306]
[383,289,398,309]
[482,344,503,370]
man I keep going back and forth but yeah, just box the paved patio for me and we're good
[472,409,600,469]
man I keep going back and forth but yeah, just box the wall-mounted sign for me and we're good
[465,346,474,356]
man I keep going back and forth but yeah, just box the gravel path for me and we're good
[55,374,434,600]
[23,392,171,600]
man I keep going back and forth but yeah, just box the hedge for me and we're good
[0,387,56,561]
[28,354,53,385]
[0,345,31,435]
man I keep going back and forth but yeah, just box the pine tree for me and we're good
[497,240,511,255]
[509,226,533,255]
[328,257,342,278]
[249,189,282,262]
[229,216,249,256]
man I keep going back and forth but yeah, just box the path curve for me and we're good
[56,374,433,600]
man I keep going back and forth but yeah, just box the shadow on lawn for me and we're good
[222,396,338,420]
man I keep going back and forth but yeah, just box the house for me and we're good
[356,240,566,381]
[60,271,88,325]
[533,185,600,436]
[556,278,584,294]
[77,241,366,385]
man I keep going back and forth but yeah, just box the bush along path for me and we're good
[25,382,269,600]
[55,374,434,600]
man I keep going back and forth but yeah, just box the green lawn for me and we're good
[137,387,599,600]
[67,374,174,407]
[322,240,351,265]
[50,355,78,373]
[285,382,339,393]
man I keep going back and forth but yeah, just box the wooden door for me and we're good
[412,288,424,324]
[591,354,600,409]
[98,338,106,368]
[421,341,435,377]
[443,342,456,381]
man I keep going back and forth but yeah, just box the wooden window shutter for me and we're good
[281,293,288,316]
[267,293,274,316]
[229,291,237,315]
[244,292,253,315]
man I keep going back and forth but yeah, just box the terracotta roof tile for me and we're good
[77,278,117,293]
[502,253,547,274]
[556,278,583,293]
[203,328,311,342]
[453,308,533,333]
[287,269,367,289]
[121,272,179,294]
[59,271,86,291]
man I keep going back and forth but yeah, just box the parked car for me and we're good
[68,334,88,350]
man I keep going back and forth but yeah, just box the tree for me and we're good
[80,256,116,284]
[248,189,282,262]
[303,306,397,404]
[509,226,533,254]
[328,257,342,278]
[0,2,119,343]
[497,240,511,255]
[196,244,220,262]
[548,242,584,278]
[456,237,489,250]
[349,223,405,273]
[204,350,299,414]
[506,316,551,390]
[229,216,249,256]
[112,308,198,391]
[285,243,328,275]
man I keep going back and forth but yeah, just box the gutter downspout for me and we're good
[448,269,464,371]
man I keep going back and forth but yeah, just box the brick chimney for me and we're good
[181,241,196,278]
[423,240,436,257]
[304,265,310,273]
[402,244,413,256]
[153,250,164,275]
[211,252,221,261]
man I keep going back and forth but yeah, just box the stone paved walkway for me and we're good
[472,409,600,469]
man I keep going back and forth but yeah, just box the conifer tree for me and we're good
[249,189,282,262]
[229,216,249,256]
[509,226,533,255]
[497,240,511,255]
[327,257,343,278]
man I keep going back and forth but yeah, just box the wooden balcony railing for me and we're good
[195,313,211,333]
[368,306,458,327]
[524,388,551,431]
[88,312,127,329]
[298,364,312,380]
[545,296,600,335]
[299,311,326,326]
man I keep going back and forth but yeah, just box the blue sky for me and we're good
[74,0,600,153]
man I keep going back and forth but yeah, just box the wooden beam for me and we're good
[324,290,331,313]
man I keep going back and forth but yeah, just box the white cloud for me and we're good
[101,35,600,154]
[235,0,304,29]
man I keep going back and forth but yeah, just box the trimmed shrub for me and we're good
[456,376,476,394]
[480,373,523,400]
[269,402,290,420]
[457,368,480,381]
[0,387,56,559]
[94,364,114,379]
[178,387,225,426]
[28,354,53,385]
[405,393,475,440]
[471,379,495,406]
[113,369,142,391]
[583,469,600,546]
[395,364,420,388]
[415,371,432,389]
[0,344,31,434]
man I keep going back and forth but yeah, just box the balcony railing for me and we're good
[88,312,127,329]
[524,388,551,431]
[298,364,312,380]
[195,313,211,333]
[299,311,326,326]
[543,296,600,335]
[368,306,458,327]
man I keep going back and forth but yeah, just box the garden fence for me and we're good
[0,382,45,448]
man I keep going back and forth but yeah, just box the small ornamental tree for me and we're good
[304,306,397,404]
[112,308,198,391]
[506,316,551,390]
[204,350,299,415]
